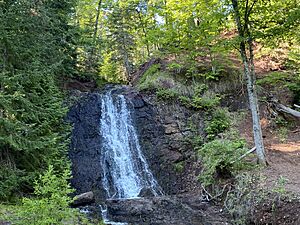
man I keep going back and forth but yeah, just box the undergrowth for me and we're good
[0,166,96,225]
[224,173,299,225]
[197,139,249,186]
[205,108,231,140]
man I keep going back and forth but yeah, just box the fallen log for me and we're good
[276,103,300,118]
[268,96,300,119]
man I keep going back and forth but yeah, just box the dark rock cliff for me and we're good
[67,93,104,197]
[67,86,204,199]
[130,92,204,195]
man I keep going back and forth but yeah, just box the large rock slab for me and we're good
[106,195,229,225]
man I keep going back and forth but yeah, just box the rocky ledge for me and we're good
[106,194,229,225]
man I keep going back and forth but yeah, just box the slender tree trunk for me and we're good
[87,0,102,71]
[93,0,102,43]
[241,49,266,165]
[164,0,168,25]
[232,0,266,165]
[136,9,150,58]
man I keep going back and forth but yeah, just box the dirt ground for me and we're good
[237,108,300,224]
[239,110,300,194]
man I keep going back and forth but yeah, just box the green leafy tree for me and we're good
[228,0,300,165]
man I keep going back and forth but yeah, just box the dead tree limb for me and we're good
[238,147,256,161]
[276,103,300,118]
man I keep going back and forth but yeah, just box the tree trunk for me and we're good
[93,0,102,43]
[86,0,102,71]
[242,55,266,165]
[136,9,150,58]
[232,0,267,165]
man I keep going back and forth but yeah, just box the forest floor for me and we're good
[239,110,300,195]
[237,109,300,224]
[238,46,300,195]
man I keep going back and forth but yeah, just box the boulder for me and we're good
[138,187,156,197]
[72,191,95,206]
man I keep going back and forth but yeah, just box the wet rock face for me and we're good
[67,86,204,198]
[106,195,229,225]
[130,93,204,195]
[67,93,104,196]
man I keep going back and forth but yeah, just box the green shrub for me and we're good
[178,95,192,107]
[198,139,248,186]
[191,93,221,110]
[167,62,183,74]
[225,173,267,224]
[137,64,176,91]
[257,71,300,104]
[256,71,290,86]
[4,165,90,225]
[178,85,221,110]
[0,167,25,202]
[205,108,231,140]
[156,89,179,101]
[184,135,204,150]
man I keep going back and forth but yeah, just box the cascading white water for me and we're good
[100,90,163,200]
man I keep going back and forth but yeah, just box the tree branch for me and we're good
[276,104,300,118]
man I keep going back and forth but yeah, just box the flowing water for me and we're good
[99,90,162,223]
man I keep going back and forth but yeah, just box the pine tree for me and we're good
[0,0,75,200]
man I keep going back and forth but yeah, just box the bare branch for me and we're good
[294,104,300,109]
[238,147,256,160]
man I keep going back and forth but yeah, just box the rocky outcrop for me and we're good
[130,93,204,195]
[67,93,105,198]
[106,195,229,225]
[72,191,95,206]
[66,85,233,223]
[67,85,204,199]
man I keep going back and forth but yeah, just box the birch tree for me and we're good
[231,0,267,165]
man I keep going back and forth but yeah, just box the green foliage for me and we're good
[257,72,291,86]
[167,62,184,74]
[205,108,231,140]
[184,134,204,150]
[257,70,300,104]
[272,176,288,195]
[0,167,25,202]
[194,84,208,96]
[178,95,192,107]
[225,173,295,225]
[191,92,221,110]
[225,173,267,225]
[0,0,72,200]
[277,127,288,143]
[99,51,125,83]
[137,64,175,91]
[0,68,69,200]
[286,48,300,71]
[177,84,221,110]
[198,139,248,186]
[156,89,179,101]
[2,166,90,225]
[174,161,185,173]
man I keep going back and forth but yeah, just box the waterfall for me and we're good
[99,90,162,199]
